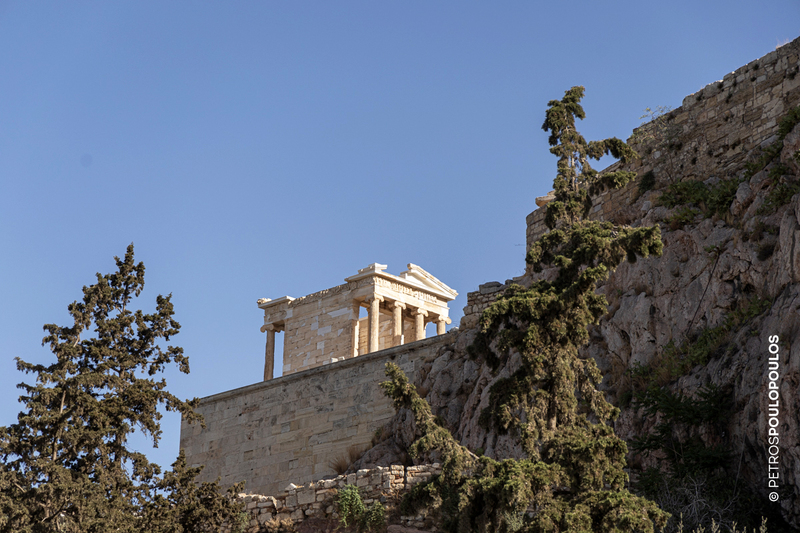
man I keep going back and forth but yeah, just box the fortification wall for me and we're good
[458,38,800,338]
[180,332,455,497]
[526,37,800,246]
[459,281,508,330]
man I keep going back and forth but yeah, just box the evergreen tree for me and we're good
[381,87,667,532]
[542,85,640,228]
[0,245,243,533]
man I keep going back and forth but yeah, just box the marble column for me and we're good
[392,302,406,347]
[414,308,428,341]
[366,295,383,353]
[351,301,361,357]
[436,316,447,335]
[262,324,276,381]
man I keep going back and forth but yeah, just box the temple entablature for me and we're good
[258,263,457,380]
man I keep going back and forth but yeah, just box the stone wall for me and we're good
[225,464,442,533]
[459,281,508,330]
[526,36,800,247]
[180,332,455,497]
[280,286,360,375]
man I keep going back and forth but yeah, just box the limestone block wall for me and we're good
[224,464,442,533]
[180,332,455,497]
[279,286,358,375]
[526,36,800,247]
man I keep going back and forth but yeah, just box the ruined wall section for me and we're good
[225,464,442,533]
[459,281,508,330]
[180,332,455,497]
[526,38,800,247]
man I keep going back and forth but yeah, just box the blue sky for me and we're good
[1,2,798,470]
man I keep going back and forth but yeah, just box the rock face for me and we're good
[354,38,800,528]
[596,169,800,525]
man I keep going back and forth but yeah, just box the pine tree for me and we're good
[381,87,667,532]
[0,245,243,533]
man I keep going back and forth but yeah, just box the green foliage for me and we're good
[758,179,800,215]
[338,485,367,529]
[143,452,247,533]
[706,177,741,216]
[639,170,657,194]
[632,385,731,476]
[743,105,800,215]
[658,177,740,225]
[659,180,708,207]
[365,500,387,533]
[381,363,474,483]
[383,364,667,533]
[776,104,800,140]
[383,87,668,532]
[743,141,783,179]
[664,206,700,230]
[541,86,638,228]
[337,484,386,532]
[0,245,244,533]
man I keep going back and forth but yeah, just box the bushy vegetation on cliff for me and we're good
[382,87,667,532]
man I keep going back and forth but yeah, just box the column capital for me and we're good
[434,315,449,335]
[364,294,384,304]
[392,301,406,310]
[260,323,276,333]
[413,307,428,317]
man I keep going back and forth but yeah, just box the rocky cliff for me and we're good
[354,37,800,529]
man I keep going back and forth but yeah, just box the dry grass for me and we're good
[328,445,370,475]
[328,455,350,475]
[675,516,768,533]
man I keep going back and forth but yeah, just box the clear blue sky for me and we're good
[1,2,798,470]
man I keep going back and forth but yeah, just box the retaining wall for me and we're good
[180,332,455,497]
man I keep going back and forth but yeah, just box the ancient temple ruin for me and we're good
[257,263,457,379]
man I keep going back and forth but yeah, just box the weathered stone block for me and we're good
[297,488,315,505]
